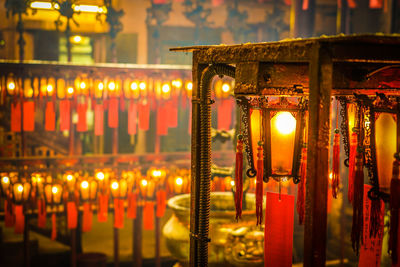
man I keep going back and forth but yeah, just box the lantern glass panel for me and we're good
[375,112,397,192]
[270,111,296,175]
[250,108,262,171]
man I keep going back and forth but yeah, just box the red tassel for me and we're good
[82,203,93,232]
[51,213,57,240]
[67,201,78,229]
[235,137,244,220]
[14,205,24,234]
[113,199,124,229]
[168,99,178,128]
[332,131,340,199]
[94,102,104,136]
[5,199,14,227]
[59,99,71,131]
[351,149,364,254]
[390,159,400,265]
[97,194,108,222]
[77,103,87,132]
[156,105,168,136]
[348,132,358,204]
[127,192,137,219]
[156,190,167,218]
[143,202,155,230]
[128,101,137,135]
[297,147,307,225]
[11,102,21,132]
[45,101,56,131]
[23,101,35,131]
[37,199,46,228]
[108,98,119,128]
[256,144,264,226]
[138,101,150,131]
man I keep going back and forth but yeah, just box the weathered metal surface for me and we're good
[304,43,332,267]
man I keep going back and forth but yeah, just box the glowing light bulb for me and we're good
[230,180,235,187]
[275,112,296,135]
[47,84,54,93]
[7,82,15,90]
[73,35,82,43]
[186,82,193,91]
[111,181,119,190]
[98,82,104,90]
[141,179,148,187]
[52,186,58,194]
[108,82,116,91]
[66,174,73,181]
[96,172,105,180]
[139,82,146,90]
[329,172,333,181]
[2,176,10,184]
[81,181,89,189]
[175,177,183,185]
[17,185,23,192]
[37,177,41,183]
[130,82,138,90]
[222,83,230,93]
[162,84,170,93]
[80,81,86,89]
[67,87,74,94]
[152,170,161,177]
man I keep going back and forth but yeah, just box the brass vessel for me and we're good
[163,192,264,266]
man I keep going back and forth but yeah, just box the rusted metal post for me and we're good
[304,42,332,267]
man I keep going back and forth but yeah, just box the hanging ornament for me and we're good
[351,147,364,254]
[348,129,358,204]
[235,135,244,220]
[332,128,340,199]
[256,142,264,226]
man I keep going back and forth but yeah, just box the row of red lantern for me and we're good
[0,168,191,238]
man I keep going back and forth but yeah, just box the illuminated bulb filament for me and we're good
[81,181,89,189]
[186,82,193,91]
[98,83,104,90]
[7,82,15,90]
[66,174,73,181]
[80,82,86,89]
[111,182,119,190]
[139,82,146,90]
[130,82,138,90]
[222,83,230,93]
[67,87,74,94]
[275,112,296,135]
[96,172,105,180]
[17,185,23,192]
[73,35,82,43]
[162,84,170,93]
[47,84,54,93]
[108,82,116,91]
[2,176,10,184]
[230,180,235,187]
[152,170,162,177]
[141,179,148,187]
[175,177,183,185]
[52,186,58,194]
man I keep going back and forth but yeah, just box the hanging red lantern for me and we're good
[79,178,97,232]
[44,182,63,240]
[11,180,31,234]
[110,177,128,229]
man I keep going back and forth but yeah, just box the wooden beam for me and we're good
[304,42,332,267]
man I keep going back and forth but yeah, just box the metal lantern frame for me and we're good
[171,35,400,267]
[237,96,307,183]
[340,94,400,202]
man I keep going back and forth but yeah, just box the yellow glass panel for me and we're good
[270,111,296,175]
[375,113,397,192]
[348,103,356,135]
[250,109,262,171]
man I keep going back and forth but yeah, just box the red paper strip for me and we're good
[23,101,35,131]
[128,101,137,135]
[153,0,167,3]
[167,100,178,128]
[108,98,119,128]
[59,100,71,131]
[77,103,87,132]
[327,188,332,214]
[138,101,150,131]
[264,192,294,267]
[98,194,108,222]
[127,192,137,219]
[38,199,47,228]
[14,205,24,234]
[302,0,309,10]
[359,185,384,267]
[157,106,168,136]
[51,213,57,240]
[113,199,124,229]
[212,0,224,6]
[11,102,21,132]
[217,99,233,131]
[156,190,167,218]
[67,201,78,229]
[143,202,155,230]
[82,203,93,232]
[94,103,104,136]
[5,199,14,227]
[369,0,383,8]
[45,101,56,131]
